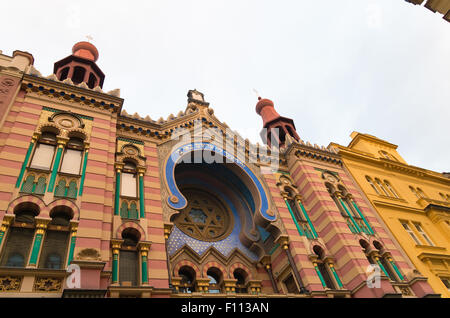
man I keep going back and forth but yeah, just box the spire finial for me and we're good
[252,88,261,100]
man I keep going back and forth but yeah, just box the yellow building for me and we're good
[330,132,450,297]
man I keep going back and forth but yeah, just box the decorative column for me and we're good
[223,279,237,294]
[247,280,262,295]
[385,253,405,281]
[138,242,151,285]
[373,254,391,280]
[15,134,38,188]
[171,277,181,293]
[277,235,308,294]
[325,259,343,288]
[66,223,78,266]
[261,255,279,293]
[48,137,67,192]
[349,196,374,235]
[111,240,122,285]
[0,216,13,248]
[28,220,49,267]
[196,278,210,293]
[114,163,123,216]
[164,223,173,288]
[295,194,318,239]
[281,192,305,237]
[309,255,328,289]
[78,143,89,196]
[138,167,146,219]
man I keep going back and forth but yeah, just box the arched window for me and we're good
[179,266,196,293]
[284,187,315,239]
[374,178,390,197]
[60,137,84,175]
[0,205,39,268]
[384,180,399,198]
[285,188,305,222]
[72,66,86,84]
[30,132,57,170]
[313,246,336,290]
[373,241,399,282]
[359,239,375,265]
[409,186,420,199]
[416,188,427,199]
[38,207,72,269]
[21,174,35,194]
[119,228,140,286]
[121,161,137,198]
[207,268,222,294]
[59,67,70,81]
[87,73,97,89]
[366,176,381,195]
[233,269,248,294]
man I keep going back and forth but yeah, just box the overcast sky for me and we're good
[2,0,449,173]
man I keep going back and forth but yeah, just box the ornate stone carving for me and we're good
[76,248,101,261]
[33,277,62,292]
[0,276,22,292]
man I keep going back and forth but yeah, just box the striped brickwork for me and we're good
[0,92,40,220]
[263,172,324,292]
[287,155,411,295]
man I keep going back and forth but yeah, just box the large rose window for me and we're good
[174,188,233,242]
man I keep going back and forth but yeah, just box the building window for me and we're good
[72,66,86,84]
[283,274,299,294]
[29,132,57,170]
[0,207,38,268]
[0,227,35,267]
[384,180,399,198]
[366,176,381,195]
[60,138,84,175]
[441,278,450,290]
[59,67,70,81]
[179,266,196,293]
[409,186,420,199]
[284,188,315,239]
[119,229,140,286]
[373,241,400,282]
[207,268,222,294]
[38,208,72,270]
[121,162,137,198]
[234,269,248,294]
[416,188,427,199]
[87,73,97,89]
[413,223,434,246]
[313,246,336,290]
[401,221,421,245]
[374,178,390,197]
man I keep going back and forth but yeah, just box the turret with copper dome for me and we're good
[255,96,300,148]
[53,41,105,89]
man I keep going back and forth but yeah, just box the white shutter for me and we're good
[30,144,55,170]
[121,173,137,197]
[60,149,83,174]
